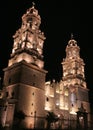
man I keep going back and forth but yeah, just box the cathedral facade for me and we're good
[45,35,90,128]
[0,3,90,129]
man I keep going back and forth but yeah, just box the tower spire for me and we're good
[9,2,46,69]
[32,1,35,8]
[71,33,73,39]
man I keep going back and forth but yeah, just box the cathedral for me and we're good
[0,3,91,129]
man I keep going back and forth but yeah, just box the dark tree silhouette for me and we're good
[14,110,25,129]
[46,111,59,129]
[15,110,25,119]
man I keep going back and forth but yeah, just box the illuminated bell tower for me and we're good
[62,35,90,120]
[9,3,45,68]
[2,3,47,129]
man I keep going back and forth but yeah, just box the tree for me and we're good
[14,110,25,129]
[46,111,59,129]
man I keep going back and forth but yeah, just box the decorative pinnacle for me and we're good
[32,1,35,7]
[71,33,74,39]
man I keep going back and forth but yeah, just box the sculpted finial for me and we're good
[71,33,73,39]
[32,1,35,7]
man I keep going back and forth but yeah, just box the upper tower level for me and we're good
[21,2,41,31]
[66,34,80,59]
[62,34,86,88]
[8,2,46,69]
[63,34,84,65]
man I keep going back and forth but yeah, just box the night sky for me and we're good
[0,1,93,103]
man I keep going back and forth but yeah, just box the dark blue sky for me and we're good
[0,0,93,102]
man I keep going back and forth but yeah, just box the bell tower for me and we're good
[9,2,45,69]
[62,34,90,120]
[1,3,47,129]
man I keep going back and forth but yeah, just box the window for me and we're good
[11,91,14,98]
[32,92,34,95]
[9,78,11,84]
[6,92,9,97]
[46,97,49,102]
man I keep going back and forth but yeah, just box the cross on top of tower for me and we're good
[32,1,35,8]
[68,33,77,46]
[71,33,74,39]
